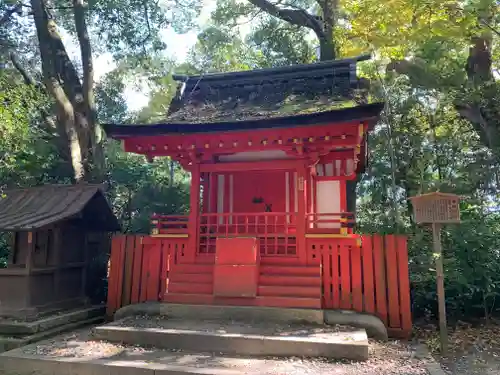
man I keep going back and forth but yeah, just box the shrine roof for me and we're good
[103,55,383,138]
[104,102,383,137]
[0,184,120,232]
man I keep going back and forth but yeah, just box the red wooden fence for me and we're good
[107,234,412,338]
[106,235,185,316]
[314,235,412,338]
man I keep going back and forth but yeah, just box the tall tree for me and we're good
[4,0,201,182]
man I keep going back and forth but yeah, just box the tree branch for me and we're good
[10,52,58,132]
[9,52,43,89]
[0,2,22,26]
[247,0,326,40]
[73,0,95,123]
[73,0,105,178]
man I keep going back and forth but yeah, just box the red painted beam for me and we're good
[199,159,300,173]
[122,121,363,156]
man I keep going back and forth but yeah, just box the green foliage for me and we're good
[52,0,202,59]
[105,141,189,234]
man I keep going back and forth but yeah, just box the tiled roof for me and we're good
[0,184,120,231]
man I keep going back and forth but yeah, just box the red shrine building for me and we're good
[104,55,385,309]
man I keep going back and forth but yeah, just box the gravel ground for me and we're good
[9,328,432,374]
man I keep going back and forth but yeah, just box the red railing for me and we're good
[151,214,188,234]
[200,212,296,235]
[306,212,355,233]
[199,213,297,256]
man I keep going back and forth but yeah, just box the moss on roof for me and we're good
[164,57,369,124]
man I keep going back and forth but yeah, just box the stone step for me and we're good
[0,305,105,337]
[92,318,368,361]
[0,339,367,375]
[114,301,325,324]
[162,293,322,309]
[0,315,104,353]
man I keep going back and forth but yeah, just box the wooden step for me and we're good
[168,282,212,295]
[169,273,213,284]
[170,264,213,275]
[164,294,321,309]
[258,285,321,298]
[259,275,320,287]
[164,293,213,305]
[260,265,320,277]
[258,296,321,309]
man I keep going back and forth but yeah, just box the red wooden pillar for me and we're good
[187,164,200,262]
[296,161,308,264]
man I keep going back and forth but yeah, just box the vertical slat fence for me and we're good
[106,235,182,317]
[317,234,412,338]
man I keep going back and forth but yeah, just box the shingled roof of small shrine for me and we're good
[0,184,120,231]
[165,55,371,124]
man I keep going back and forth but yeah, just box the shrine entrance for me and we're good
[232,170,288,214]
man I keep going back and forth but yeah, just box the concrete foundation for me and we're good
[114,301,324,324]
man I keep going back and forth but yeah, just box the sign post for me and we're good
[409,192,461,355]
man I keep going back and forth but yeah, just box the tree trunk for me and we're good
[319,0,338,61]
[30,0,85,182]
[73,0,105,181]
[30,0,104,183]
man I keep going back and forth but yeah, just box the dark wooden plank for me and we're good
[106,235,123,317]
[114,235,127,309]
[121,235,136,306]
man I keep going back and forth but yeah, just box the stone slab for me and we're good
[0,328,369,375]
[0,305,105,336]
[0,315,104,353]
[114,302,324,325]
[93,317,368,361]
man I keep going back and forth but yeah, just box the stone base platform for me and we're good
[0,328,372,375]
[0,305,104,352]
[112,302,389,341]
[93,316,368,361]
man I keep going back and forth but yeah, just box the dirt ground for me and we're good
[416,323,500,375]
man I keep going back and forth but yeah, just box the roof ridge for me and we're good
[172,54,371,82]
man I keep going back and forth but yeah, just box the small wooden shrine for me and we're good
[104,55,384,309]
[0,184,120,319]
